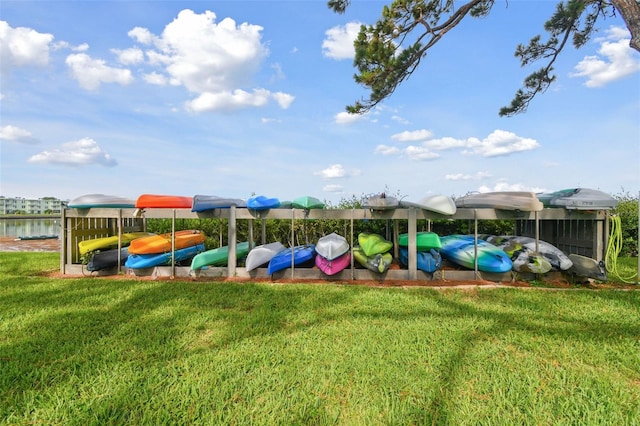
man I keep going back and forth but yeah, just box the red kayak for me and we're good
[136,194,193,209]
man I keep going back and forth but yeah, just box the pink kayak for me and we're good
[315,251,351,276]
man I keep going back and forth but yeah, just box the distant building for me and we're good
[0,197,66,214]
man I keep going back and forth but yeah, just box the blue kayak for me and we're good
[247,195,280,210]
[125,244,205,269]
[267,244,315,275]
[440,235,512,273]
[398,247,442,273]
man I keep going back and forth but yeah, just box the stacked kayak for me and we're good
[440,235,513,273]
[78,232,154,256]
[354,233,393,273]
[191,195,246,212]
[135,194,193,209]
[69,194,136,209]
[267,245,315,275]
[479,235,572,272]
[315,233,350,276]
[398,232,442,273]
[126,244,205,269]
[191,242,251,270]
[245,242,286,271]
[363,193,399,210]
[86,248,129,272]
[247,195,280,210]
[128,230,206,254]
[292,196,325,210]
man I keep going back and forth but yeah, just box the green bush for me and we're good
[611,191,639,257]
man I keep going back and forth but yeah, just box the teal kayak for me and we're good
[292,196,324,209]
[190,242,251,270]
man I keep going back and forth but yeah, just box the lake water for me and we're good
[0,218,61,238]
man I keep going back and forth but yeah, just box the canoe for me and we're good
[127,230,206,255]
[125,244,205,269]
[567,254,607,280]
[398,247,442,273]
[17,235,58,240]
[353,247,392,273]
[363,193,399,210]
[191,195,246,212]
[537,188,619,210]
[292,196,324,210]
[68,194,136,209]
[135,194,193,209]
[439,235,513,273]
[245,242,286,271]
[78,232,155,255]
[267,244,315,275]
[400,194,457,215]
[455,191,543,211]
[358,232,393,257]
[478,235,552,274]
[480,235,572,271]
[315,232,349,260]
[190,241,251,270]
[247,195,281,210]
[87,248,129,272]
[398,232,442,251]
[315,251,351,276]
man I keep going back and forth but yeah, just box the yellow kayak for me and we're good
[78,232,154,255]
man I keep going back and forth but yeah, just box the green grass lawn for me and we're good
[1,252,639,425]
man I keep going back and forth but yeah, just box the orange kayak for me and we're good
[128,230,206,254]
[136,194,193,209]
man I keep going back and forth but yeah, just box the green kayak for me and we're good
[398,232,442,251]
[292,195,325,210]
[353,247,393,273]
[358,232,393,257]
[191,241,250,270]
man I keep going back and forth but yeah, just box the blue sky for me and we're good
[1,0,639,205]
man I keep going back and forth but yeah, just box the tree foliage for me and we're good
[328,0,640,116]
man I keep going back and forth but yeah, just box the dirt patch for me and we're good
[0,236,61,252]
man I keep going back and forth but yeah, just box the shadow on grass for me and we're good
[1,277,639,423]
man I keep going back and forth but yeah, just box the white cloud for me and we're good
[129,9,292,112]
[143,71,168,85]
[405,145,439,161]
[323,184,343,193]
[322,22,361,60]
[112,47,144,65]
[65,53,133,90]
[334,111,364,124]
[374,144,400,156]
[425,136,474,150]
[571,26,640,87]
[0,21,53,73]
[477,182,546,193]
[468,130,539,157]
[317,164,346,179]
[445,171,492,181]
[185,88,271,112]
[28,137,117,167]
[391,129,433,142]
[0,125,38,144]
[272,92,295,109]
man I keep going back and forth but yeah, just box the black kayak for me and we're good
[87,248,129,271]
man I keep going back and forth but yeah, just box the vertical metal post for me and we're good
[228,205,237,277]
[60,208,66,274]
[291,208,295,280]
[351,209,355,281]
[408,207,417,280]
[473,209,479,278]
[171,209,176,278]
